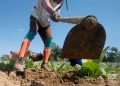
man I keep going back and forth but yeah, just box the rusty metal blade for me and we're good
[61,23,106,59]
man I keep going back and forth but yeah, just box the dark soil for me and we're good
[0,68,120,86]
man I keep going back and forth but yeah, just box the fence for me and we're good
[102,62,120,67]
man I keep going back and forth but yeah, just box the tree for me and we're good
[106,47,120,62]
[50,43,62,61]
[115,51,120,66]
[0,54,9,61]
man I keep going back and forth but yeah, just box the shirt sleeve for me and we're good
[41,0,55,16]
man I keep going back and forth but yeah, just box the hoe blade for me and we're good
[61,23,106,59]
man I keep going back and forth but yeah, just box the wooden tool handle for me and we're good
[58,16,85,24]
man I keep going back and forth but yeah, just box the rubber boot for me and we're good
[41,62,52,72]
[14,58,25,72]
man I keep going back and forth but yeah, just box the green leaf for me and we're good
[57,62,65,72]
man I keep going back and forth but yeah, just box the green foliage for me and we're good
[50,43,62,61]
[57,62,65,72]
[80,47,108,77]
[0,61,6,70]
[94,46,109,63]
[80,47,119,78]
[23,58,41,68]
[81,60,118,78]
[0,54,9,61]
[105,64,120,73]
[106,47,120,62]
[0,59,15,71]
[81,60,101,77]
[48,59,82,74]
[103,64,119,79]
[48,60,65,72]
[61,62,73,70]
[62,62,81,71]
[5,59,15,69]
[100,63,108,75]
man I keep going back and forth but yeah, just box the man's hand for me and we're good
[84,15,97,23]
[51,11,60,22]
[83,15,97,29]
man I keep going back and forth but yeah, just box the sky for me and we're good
[0,0,120,56]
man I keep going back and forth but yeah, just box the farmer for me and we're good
[14,0,65,72]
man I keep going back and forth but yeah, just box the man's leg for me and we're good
[38,26,52,71]
[14,32,37,72]
[41,38,52,71]
[14,16,38,72]
[18,39,30,58]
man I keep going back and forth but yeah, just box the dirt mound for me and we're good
[8,69,64,86]
[0,69,120,86]
[0,71,20,86]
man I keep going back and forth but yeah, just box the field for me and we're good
[0,60,120,86]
